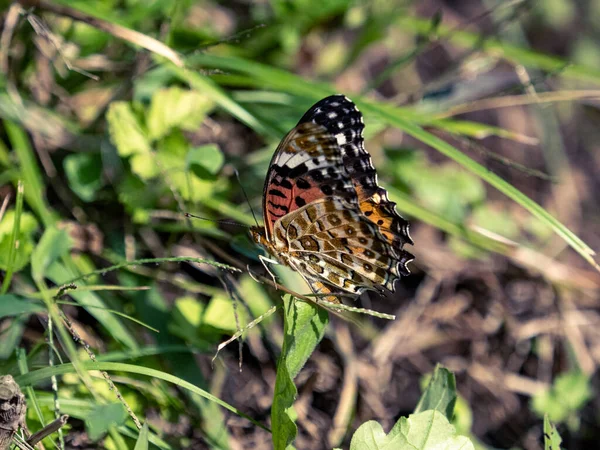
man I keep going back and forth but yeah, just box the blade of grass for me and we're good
[15,361,270,432]
[5,121,53,225]
[168,65,278,138]
[55,301,159,333]
[65,256,240,285]
[0,180,23,294]
[361,101,598,269]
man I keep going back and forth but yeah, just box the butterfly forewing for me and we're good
[261,121,357,239]
[298,95,414,251]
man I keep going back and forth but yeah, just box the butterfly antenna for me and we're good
[184,213,250,228]
[234,169,260,228]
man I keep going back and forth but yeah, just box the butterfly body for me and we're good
[252,95,413,302]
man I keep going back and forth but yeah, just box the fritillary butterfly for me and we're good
[250,95,414,303]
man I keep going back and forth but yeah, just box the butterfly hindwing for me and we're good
[275,198,411,295]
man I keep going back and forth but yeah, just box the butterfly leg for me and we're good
[247,265,263,284]
[259,254,280,290]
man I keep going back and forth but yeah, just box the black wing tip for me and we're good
[298,94,361,124]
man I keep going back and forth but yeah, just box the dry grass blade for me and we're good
[436,90,600,119]
[17,0,183,67]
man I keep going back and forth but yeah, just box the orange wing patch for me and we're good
[358,188,413,275]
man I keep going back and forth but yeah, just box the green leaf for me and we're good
[130,153,159,180]
[532,371,592,425]
[85,403,128,441]
[133,423,149,450]
[31,226,72,281]
[201,293,241,333]
[544,415,562,450]
[186,144,224,178]
[0,295,45,318]
[349,410,474,450]
[107,102,150,157]
[415,365,457,420]
[147,87,214,141]
[63,153,104,201]
[272,296,328,450]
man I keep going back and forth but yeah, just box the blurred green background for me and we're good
[1,0,600,448]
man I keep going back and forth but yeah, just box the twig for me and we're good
[27,415,68,446]
[46,316,65,449]
[0,3,22,75]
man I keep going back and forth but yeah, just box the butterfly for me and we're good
[250,95,414,303]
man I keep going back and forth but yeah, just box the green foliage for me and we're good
[85,403,128,441]
[31,227,72,281]
[544,415,563,450]
[349,411,473,450]
[344,365,473,450]
[415,365,457,420]
[63,153,105,201]
[133,423,149,450]
[272,296,328,450]
[0,295,45,318]
[1,0,598,448]
[147,87,214,141]
[532,371,592,429]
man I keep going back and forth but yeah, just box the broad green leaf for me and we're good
[186,144,224,178]
[0,295,45,318]
[133,423,149,450]
[31,227,72,281]
[272,296,328,450]
[130,153,159,180]
[544,415,562,450]
[147,87,214,141]
[107,102,150,157]
[85,403,128,441]
[415,365,457,420]
[63,153,104,201]
[532,371,592,425]
[202,293,245,333]
[349,411,474,450]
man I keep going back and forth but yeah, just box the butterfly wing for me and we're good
[298,95,414,258]
[275,198,412,297]
[261,121,358,240]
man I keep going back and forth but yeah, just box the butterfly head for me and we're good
[250,225,268,247]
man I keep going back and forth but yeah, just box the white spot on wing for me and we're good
[336,134,347,145]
